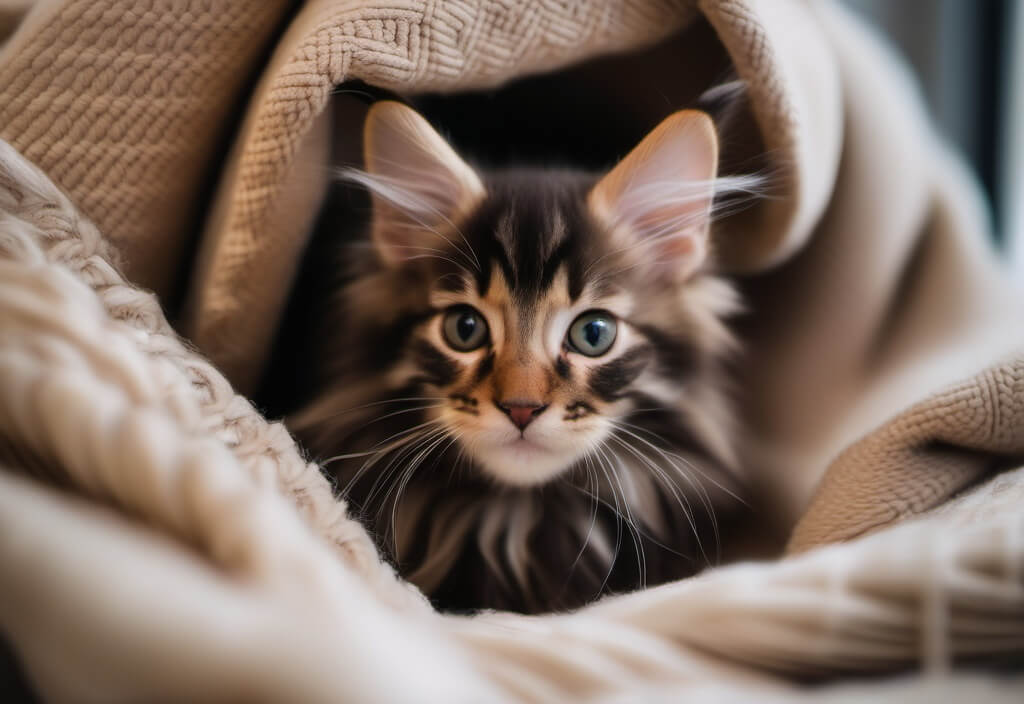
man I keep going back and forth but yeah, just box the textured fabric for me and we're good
[788,355,1024,553]
[183,0,729,393]
[179,0,844,393]
[3,0,1024,699]
[0,0,293,298]
[0,138,419,610]
[2,136,1024,701]
[176,0,1024,537]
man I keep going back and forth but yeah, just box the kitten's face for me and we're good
[309,101,730,489]
[290,101,744,611]
[408,182,653,486]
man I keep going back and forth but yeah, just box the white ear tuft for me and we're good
[588,110,719,280]
[359,101,484,266]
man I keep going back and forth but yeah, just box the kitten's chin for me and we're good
[473,439,579,487]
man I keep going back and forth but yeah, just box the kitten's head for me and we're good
[299,100,741,489]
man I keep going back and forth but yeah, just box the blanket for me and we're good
[3,132,1024,701]
[1,0,1024,700]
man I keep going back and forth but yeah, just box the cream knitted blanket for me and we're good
[2,135,1023,700]
[2,0,1024,700]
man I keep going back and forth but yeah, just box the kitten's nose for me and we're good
[497,400,548,431]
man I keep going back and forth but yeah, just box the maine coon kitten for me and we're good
[289,100,754,613]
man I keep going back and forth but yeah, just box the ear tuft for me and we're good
[588,110,719,280]
[360,101,484,266]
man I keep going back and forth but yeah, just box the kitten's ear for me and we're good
[588,110,719,280]
[361,101,484,266]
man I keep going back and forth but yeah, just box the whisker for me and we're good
[599,443,647,589]
[336,166,482,272]
[607,433,705,562]
[365,426,448,510]
[315,395,447,423]
[563,457,603,588]
[588,451,623,595]
[388,431,459,555]
[613,419,745,504]
[325,417,445,466]
[337,420,445,496]
[608,420,736,563]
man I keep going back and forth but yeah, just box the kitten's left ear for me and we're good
[362,101,485,266]
[588,110,719,280]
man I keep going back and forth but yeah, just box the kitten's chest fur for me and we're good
[351,447,733,614]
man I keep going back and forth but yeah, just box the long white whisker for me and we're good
[607,433,705,562]
[600,443,647,589]
[609,421,730,562]
[337,167,482,272]
[590,450,623,595]
[317,395,447,423]
[366,427,448,510]
[326,417,445,465]
[614,419,744,503]
[339,420,445,496]
[388,431,460,554]
[565,456,602,581]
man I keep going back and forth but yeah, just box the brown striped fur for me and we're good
[288,102,756,613]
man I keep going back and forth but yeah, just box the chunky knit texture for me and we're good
[2,135,1024,701]
[2,0,1024,700]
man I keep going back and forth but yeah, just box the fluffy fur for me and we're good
[288,102,759,613]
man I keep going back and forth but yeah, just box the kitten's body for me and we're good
[289,103,750,613]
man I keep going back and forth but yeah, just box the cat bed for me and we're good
[2,0,1024,700]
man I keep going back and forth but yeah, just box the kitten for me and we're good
[289,101,753,613]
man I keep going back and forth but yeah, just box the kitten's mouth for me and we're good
[470,434,583,487]
[505,435,545,450]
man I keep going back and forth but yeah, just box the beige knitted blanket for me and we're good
[2,0,1024,701]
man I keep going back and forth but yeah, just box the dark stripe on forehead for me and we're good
[567,258,586,301]
[460,168,602,299]
[411,339,461,386]
[588,345,653,401]
[473,232,515,297]
[540,237,572,291]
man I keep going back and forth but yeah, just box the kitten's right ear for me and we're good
[588,110,719,281]
[360,101,484,266]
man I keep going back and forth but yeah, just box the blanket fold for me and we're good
[2,0,1024,701]
[3,135,1024,699]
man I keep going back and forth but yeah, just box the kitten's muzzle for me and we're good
[496,400,548,430]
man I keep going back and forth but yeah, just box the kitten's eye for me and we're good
[567,310,617,357]
[442,305,489,351]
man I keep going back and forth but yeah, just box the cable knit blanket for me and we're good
[3,133,1024,701]
[2,0,1024,701]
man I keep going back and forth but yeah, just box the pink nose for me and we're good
[497,401,548,430]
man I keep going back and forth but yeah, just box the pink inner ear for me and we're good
[362,101,485,265]
[589,110,719,279]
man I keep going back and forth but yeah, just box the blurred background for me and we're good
[842,1,1022,268]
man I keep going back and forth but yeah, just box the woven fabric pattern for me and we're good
[3,0,1024,699]
[0,0,292,298]
[2,135,1023,700]
[789,357,1024,552]
[184,0,798,392]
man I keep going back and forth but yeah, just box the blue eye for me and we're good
[567,311,617,357]
[442,306,489,351]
